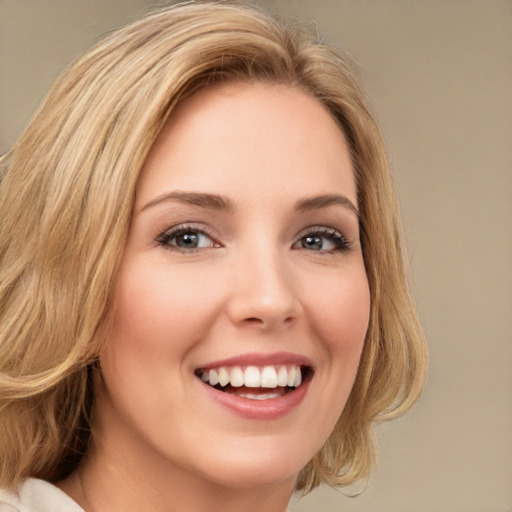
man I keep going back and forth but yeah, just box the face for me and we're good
[96,82,370,491]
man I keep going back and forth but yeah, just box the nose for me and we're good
[226,247,302,331]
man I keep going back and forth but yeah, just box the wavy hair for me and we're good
[0,0,427,493]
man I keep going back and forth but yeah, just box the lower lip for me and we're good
[199,379,310,420]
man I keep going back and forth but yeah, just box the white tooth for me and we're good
[230,366,244,387]
[260,366,278,388]
[287,366,296,387]
[201,371,209,382]
[294,367,302,387]
[208,369,219,386]
[240,393,281,400]
[258,393,281,400]
[244,366,261,388]
[277,366,288,386]
[218,367,230,387]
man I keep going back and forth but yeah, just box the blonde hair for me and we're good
[0,0,427,493]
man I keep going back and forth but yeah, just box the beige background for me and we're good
[1,1,511,511]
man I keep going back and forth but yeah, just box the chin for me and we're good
[198,436,314,490]
[198,459,300,491]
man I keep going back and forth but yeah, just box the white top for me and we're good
[0,478,83,512]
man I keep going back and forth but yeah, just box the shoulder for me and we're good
[0,479,83,512]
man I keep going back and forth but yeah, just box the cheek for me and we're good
[306,264,370,410]
[308,266,371,356]
[295,266,370,452]
[99,262,201,402]
[97,263,220,441]
[108,259,222,357]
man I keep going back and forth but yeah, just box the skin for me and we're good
[59,82,370,512]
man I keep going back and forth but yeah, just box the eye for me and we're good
[157,225,218,252]
[293,227,351,253]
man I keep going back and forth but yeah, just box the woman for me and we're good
[0,2,427,511]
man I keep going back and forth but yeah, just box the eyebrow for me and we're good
[141,191,358,218]
[294,194,359,218]
[141,191,235,213]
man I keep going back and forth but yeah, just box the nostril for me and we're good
[240,315,297,329]
[244,317,264,324]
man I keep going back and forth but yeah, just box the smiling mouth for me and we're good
[195,364,312,400]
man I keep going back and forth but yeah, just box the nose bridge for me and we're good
[228,238,300,328]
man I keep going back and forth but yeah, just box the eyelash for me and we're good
[156,224,220,253]
[293,226,352,254]
[156,224,352,254]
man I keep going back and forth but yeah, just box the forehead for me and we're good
[136,81,356,208]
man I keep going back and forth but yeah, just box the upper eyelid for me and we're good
[159,223,346,236]
[157,223,220,245]
[155,223,353,248]
[295,225,348,238]
[159,222,216,236]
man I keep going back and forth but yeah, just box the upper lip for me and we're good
[196,351,314,370]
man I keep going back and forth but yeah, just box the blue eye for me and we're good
[294,228,351,253]
[157,226,217,252]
